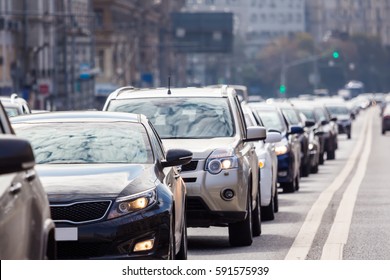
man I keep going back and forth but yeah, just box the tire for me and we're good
[311,164,319,174]
[382,129,385,135]
[168,217,176,260]
[252,189,262,236]
[229,193,253,247]
[319,152,324,165]
[281,181,295,193]
[261,194,275,221]
[327,149,335,160]
[273,187,279,213]
[347,131,351,139]
[295,174,300,191]
[175,216,188,260]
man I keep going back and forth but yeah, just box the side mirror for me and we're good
[330,116,338,122]
[162,149,193,168]
[288,125,304,135]
[315,131,325,136]
[305,120,316,127]
[265,131,282,143]
[321,120,329,125]
[0,135,35,175]
[245,126,267,141]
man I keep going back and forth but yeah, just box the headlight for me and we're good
[107,188,157,219]
[206,148,238,174]
[275,145,289,155]
[309,143,314,150]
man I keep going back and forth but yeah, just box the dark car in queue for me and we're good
[323,103,352,139]
[249,103,303,193]
[274,102,311,178]
[11,111,192,260]
[290,101,323,173]
[0,101,56,260]
[382,103,390,135]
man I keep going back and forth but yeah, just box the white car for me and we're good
[242,104,282,221]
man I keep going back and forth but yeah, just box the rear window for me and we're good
[107,97,235,139]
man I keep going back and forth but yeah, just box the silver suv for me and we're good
[103,86,267,246]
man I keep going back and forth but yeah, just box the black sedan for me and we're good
[11,111,192,260]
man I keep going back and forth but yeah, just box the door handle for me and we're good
[9,182,23,194]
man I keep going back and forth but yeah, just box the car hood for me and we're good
[162,137,239,159]
[36,164,157,202]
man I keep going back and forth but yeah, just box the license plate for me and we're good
[55,227,78,241]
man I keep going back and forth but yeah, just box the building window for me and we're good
[94,9,103,28]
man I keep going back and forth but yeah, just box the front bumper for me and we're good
[53,191,173,260]
[181,159,249,227]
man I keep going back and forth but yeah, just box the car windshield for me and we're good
[326,106,350,115]
[254,109,286,132]
[107,97,235,139]
[13,122,153,164]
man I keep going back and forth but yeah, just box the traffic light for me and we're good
[279,84,286,94]
[332,51,340,59]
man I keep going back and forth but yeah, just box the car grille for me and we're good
[50,200,111,224]
[57,241,111,259]
[181,160,199,172]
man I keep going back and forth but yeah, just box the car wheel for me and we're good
[281,181,295,193]
[327,149,335,160]
[319,152,324,165]
[382,129,385,135]
[175,216,188,260]
[295,174,300,191]
[273,187,279,213]
[168,217,176,260]
[311,163,319,174]
[252,188,262,236]
[229,193,253,247]
[261,194,275,221]
[347,131,351,139]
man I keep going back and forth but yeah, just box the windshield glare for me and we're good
[108,97,235,139]
[13,122,153,164]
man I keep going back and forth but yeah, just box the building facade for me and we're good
[306,0,390,45]
[183,0,306,57]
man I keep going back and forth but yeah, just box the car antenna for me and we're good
[167,76,171,95]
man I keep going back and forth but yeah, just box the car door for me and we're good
[147,122,185,246]
[0,104,33,259]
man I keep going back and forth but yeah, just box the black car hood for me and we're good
[36,164,157,202]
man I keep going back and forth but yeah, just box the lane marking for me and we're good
[320,110,373,259]
[285,110,371,260]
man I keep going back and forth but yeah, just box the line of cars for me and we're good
[0,87,362,260]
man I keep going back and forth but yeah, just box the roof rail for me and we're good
[110,86,136,99]
[220,85,229,96]
[10,93,18,103]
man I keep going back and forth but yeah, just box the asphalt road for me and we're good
[187,106,390,260]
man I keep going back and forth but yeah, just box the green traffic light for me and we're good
[279,84,286,94]
[332,51,340,59]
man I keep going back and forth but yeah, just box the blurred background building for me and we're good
[1,0,390,109]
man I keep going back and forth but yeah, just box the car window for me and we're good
[147,121,165,161]
[299,109,315,121]
[107,97,235,139]
[325,105,349,115]
[255,109,286,132]
[13,122,153,164]
[281,108,301,125]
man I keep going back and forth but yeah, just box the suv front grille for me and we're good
[181,160,199,172]
[50,200,111,224]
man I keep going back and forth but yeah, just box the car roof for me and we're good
[106,86,235,100]
[10,111,145,124]
[0,94,28,105]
